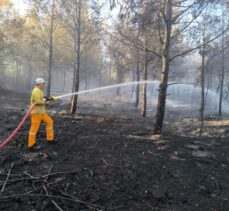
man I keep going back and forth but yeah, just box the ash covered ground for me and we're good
[1,89,229,210]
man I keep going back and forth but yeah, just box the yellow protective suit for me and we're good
[28,87,54,148]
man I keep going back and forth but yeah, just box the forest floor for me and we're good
[1,89,229,210]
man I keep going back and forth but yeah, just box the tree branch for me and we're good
[170,27,229,61]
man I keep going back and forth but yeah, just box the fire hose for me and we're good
[0,103,36,148]
[0,97,55,149]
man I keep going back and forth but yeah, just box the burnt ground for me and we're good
[1,89,229,210]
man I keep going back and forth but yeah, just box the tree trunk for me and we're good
[46,0,55,97]
[116,71,121,96]
[99,55,103,87]
[16,60,19,89]
[109,59,112,84]
[28,63,32,90]
[135,51,140,107]
[71,0,81,114]
[1,65,5,88]
[154,0,172,134]
[141,33,148,117]
[62,71,66,92]
[199,28,206,136]
[84,56,88,90]
[116,58,122,96]
[131,69,135,98]
[219,6,225,116]
[135,3,141,107]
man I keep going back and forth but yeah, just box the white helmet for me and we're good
[35,77,45,84]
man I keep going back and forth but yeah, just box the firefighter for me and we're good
[28,77,55,149]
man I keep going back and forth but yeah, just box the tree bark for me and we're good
[84,56,88,90]
[16,59,19,89]
[219,6,225,116]
[154,0,172,134]
[116,56,122,96]
[28,63,32,90]
[135,51,140,107]
[135,1,141,107]
[109,59,112,84]
[62,71,66,92]
[199,27,206,135]
[131,69,135,98]
[99,55,103,87]
[1,65,5,88]
[71,0,81,114]
[46,0,55,97]
[141,33,148,117]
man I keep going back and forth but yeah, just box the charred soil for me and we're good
[0,90,229,210]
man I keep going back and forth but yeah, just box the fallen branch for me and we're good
[23,170,79,180]
[101,158,122,168]
[0,193,99,210]
[51,200,64,211]
[0,170,76,185]
[102,158,112,166]
[45,165,53,182]
[1,163,14,193]
[147,150,163,157]
[58,189,98,209]
[23,171,35,179]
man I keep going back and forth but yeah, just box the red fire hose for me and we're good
[0,104,35,149]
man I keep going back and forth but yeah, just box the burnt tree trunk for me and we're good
[141,33,148,117]
[46,0,55,97]
[16,59,20,89]
[71,0,81,114]
[154,0,172,134]
[135,5,141,107]
[62,71,66,92]
[116,69,122,96]
[28,63,32,90]
[0,66,5,88]
[131,70,135,98]
[219,6,225,116]
[99,55,103,87]
[199,27,206,136]
[84,56,88,90]
[135,51,140,107]
[109,59,112,84]
[116,57,122,96]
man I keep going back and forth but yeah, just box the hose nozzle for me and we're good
[44,96,57,101]
[51,96,57,101]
